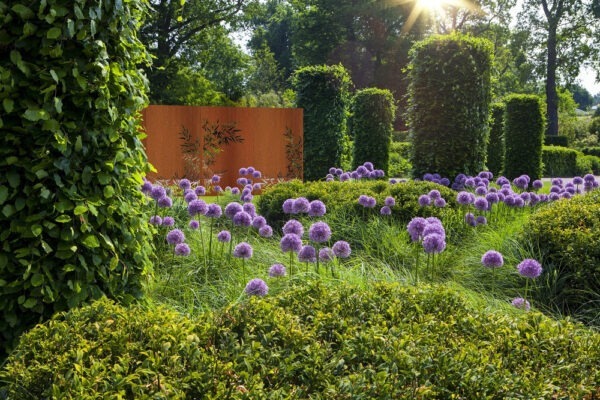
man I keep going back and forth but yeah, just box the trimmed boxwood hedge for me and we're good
[487,102,505,176]
[2,283,599,398]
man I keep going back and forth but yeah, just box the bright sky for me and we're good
[578,67,600,96]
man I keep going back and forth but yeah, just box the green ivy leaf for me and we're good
[56,215,71,223]
[47,27,62,39]
[103,185,115,198]
[82,234,100,248]
[54,97,63,113]
[3,99,14,113]
[31,224,43,237]
[22,298,37,309]
[11,4,34,19]
[31,274,44,287]
[74,205,88,215]
[23,108,49,122]
[0,186,8,205]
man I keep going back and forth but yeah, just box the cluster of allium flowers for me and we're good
[233,242,253,259]
[188,199,207,217]
[233,211,253,227]
[325,162,385,181]
[332,240,351,258]
[174,243,191,256]
[517,258,542,279]
[298,245,317,262]
[283,219,304,236]
[166,229,185,245]
[481,250,504,268]
[419,190,446,208]
[358,195,377,208]
[407,217,428,242]
[245,278,269,296]
[205,203,222,218]
[511,297,531,311]
[280,233,303,253]
[225,202,243,219]
[308,221,331,243]
[217,230,231,243]
[269,264,286,277]
[422,173,451,186]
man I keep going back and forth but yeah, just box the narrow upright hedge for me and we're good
[350,88,396,175]
[292,65,352,181]
[504,94,545,180]
[487,102,505,176]
[407,33,493,179]
[0,0,153,355]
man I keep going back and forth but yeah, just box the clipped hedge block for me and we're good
[542,145,579,177]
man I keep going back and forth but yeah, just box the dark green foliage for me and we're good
[521,191,600,324]
[3,283,600,398]
[581,146,600,157]
[389,142,412,178]
[575,154,598,175]
[350,88,396,175]
[392,130,410,142]
[487,102,506,176]
[542,145,579,177]
[504,94,545,180]
[292,64,352,181]
[0,0,153,355]
[544,135,569,147]
[407,33,493,179]
[589,117,600,136]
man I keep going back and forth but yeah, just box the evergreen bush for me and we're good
[487,102,505,176]
[389,142,412,178]
[504,94,545,179]
[292,65,352,181]
[0,0,153,355]
[581,146,600,157]
[350,88,396,175]
[407,33,493,179]
[542,145,579,177]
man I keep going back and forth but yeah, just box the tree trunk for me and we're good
[546,22,559,137]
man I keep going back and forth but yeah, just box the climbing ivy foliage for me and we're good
[0,0,153,355]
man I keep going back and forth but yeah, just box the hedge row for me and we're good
[543,145,600,176]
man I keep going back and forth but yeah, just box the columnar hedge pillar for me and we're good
[407,33,493,179]
[350,88,396,175]
[293,64,352,181]
[487,102,506,176]
[0,0,153,355]
[504,94,545,180]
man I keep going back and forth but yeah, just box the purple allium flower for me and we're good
[475,186,487,196]
[225,202,243,219]
[233,211,252,227]
[365,196,377,208]
[358,195,370,207]
[217,230,231,243]
[162,216,175,226]
[457,191,474,205]
[243,202,256,217]
[166,229,185,245]
[422,233,446,254]
[251,216,267,229]
[363,161,374,171]
[513,197,525,208]
[549,192,560,201]
[149,215,162,225]
[252,170,262,178]
[325,175,334,182]
[584,173,595,182]
[423,173,434,181]
[141,180,153,194]
[188,199,207,216]
[465,212,477,226]
[189,220,200,230]
[474,197,489,211]
[319,247,334,262]
[150,185,167,200]
[356,166,368,176]
[280,233,302,253]
[517,259,542,279]
[434,198,446,208]
[213,185,222,193]
[532,180,543,190]
[253,183,262,191]
[233,242,253,259]
[195,186,206,196]
[328,167,336,175]
[476,215,487,225]
[259,225,273,238]
[340,172,350,182]
[440,177,450,186]
[428,190,441,199]
[245,278,268,296]
[511,297,531,311]
[332,240,351,258]
[407,217,427,242]
[158,196,173,208]
[184,191,198,203]
[205,203,222,218]
[308,200,327,217]
[572,176,583,185]
[334,168,343,176]
[561,192,572,199]
[380,205,392,215]
[231,187,240,195]
[179,179,191,190]
[423,223,445,239]
[308,221,331,243]
[237,177,248,186]
[292,197,310,214]
[247,166,255,174]
[485,192,499,204]
[283,219,304,236]
[520,192,531,203]
[418,195,431,207]
[282,199,295,214]
[239,167,248,176]
[269,264,286,277]
[298,245,317,262]
[482,250,504,268]
[496,176,510,186]
[384,196,396,207]
[464,178,475,187]
[174,243,191,256]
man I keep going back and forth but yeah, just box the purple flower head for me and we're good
[584,174,595,183]
[457,191,474,205]
[237,177,248,186]
[217,230,231,243]
[520,192,531,203]
[365,196,377,208]
[549,192,560,201]
[356,166,369,177]
[561,192,572,199]
[319,247,334,262]
[179,179,191,190]
[482,250,504,268]
[259,225,273,238]
[485,192,499,204]
[195,186,206,196]
[532,180,543,190]
[423,173,434,181]
[205,203,222,218]
[213,185,222,193]
[464,178,475,188]
[162,216,175,226]
[440,177,451,186]
[423,223,445,239]
[241,194,254,202]
[380,205,392,215]
[251,216,267,229]
[328,167,336,175]
[566,187,576,195]
[384,196,396,207]
[465,212,477,226]
[513,176,528,190]
[141,180,153,194]
[475,186,488,196]
[407,217,427,242]
[233,242,253,259]
[428,190,441,199]
[253,183,262,191]
[282,199,295,214]
[269,264,286,277]
[233,211,252,227]
[325,175,334,182]
[308,200,327,217]
[350,171,359,179]
[150,185,167,200]
[298,245,317,263]
[455,173,467,184]
[418,195,431,207]
[422,233,446,254]
[245,278,268,296]
[511,297,531,311]
[225,202,243,219]
[280,233,302,253]
[166,229,185,245]
[243,202,256,217]
[308,221,332,243]
[434,198,446,208]
[476,215,487,225]
[335,168,343,176]
[283,219,304,236]
[517,259,542,279]
[292,197,310,214]
[188,199,207,216]
[474,197,489,211]
[363,161,374,171]
[231,187,240,195]
[496,176,510,186]
[189,220,200,230]
[513,197,525,208]
[174,243,191,256]
[184,191,198,203]
[358,195,370,207]
[530,193,540,205]
[158,196,173,208]
[239,167,248,176]
[246,166,255,174]
[332,241,351,258]
[252,170,262,178]
[340,172,350,182]
[149,215,162,225]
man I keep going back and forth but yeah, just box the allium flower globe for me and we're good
[511,297,531,311]
[269,264,286,277]
[422,233,446,254]
[258,225,273,238]
[166,229,185,245]
[251,216,267,229]
[233,242,253,259]
[174,243,191,256]
[292,197,310,214]
[380,206,392,215]
[189,220,200,230]
[225,202,243,219]
[157,196,173,208]
[245,278,269,296]
[280,233,303,253]
[298,245,317,262]
[384,196,396,207]
[517,259,542,278]
[407,217,427,242]
[282,198,295,214]
[319,247,334,262]
[205,203,222,218]
[162,216,175,226]
[308,200,327,217]
[418,195,431,207]
[217,230,231,243]
[308,221,331,243]
[233,211,252,227]
[179,179,191,190]
[283,219,304,236]
[149,215,162,225]
[481,250,504,268]
[332,241,351,258]
[188,199,207,216]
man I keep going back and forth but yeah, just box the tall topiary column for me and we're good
[292,64,352,181]
[0,0,153,355]
[487,102,506,176]
[407,33,493,179]
[350,88,396,175]
[504,94,545,180]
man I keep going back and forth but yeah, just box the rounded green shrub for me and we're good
[487,102,505,176]
[504,94,545,180]
[521,190,600,323]
[350,88,396,175]
[292,64,352,181]
[407,33,493,179]
[0,0,153,355]
[542,145,579,177]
